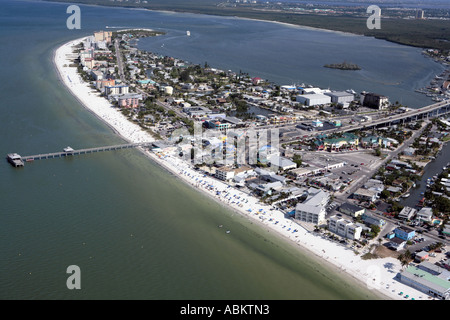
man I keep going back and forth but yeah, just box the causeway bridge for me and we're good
[282,99,450,143]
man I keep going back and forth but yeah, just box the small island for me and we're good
[324,62,361,70]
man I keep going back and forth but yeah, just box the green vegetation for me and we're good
[324,62,361,70]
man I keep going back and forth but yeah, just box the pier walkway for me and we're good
[7,142,153,166]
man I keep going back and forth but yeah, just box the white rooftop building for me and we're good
[295,187,330,225]
[416,207,433,222]
[328,215,362,240]
[296,94,331,106]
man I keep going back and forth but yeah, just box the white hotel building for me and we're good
[295,187,329,225]
[328,215,362,240]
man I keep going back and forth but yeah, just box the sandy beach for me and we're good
[54,37,431,300]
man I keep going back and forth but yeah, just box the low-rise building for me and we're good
[398,263,450,300]
[183,106,212,117]
[394,226,415,241]
[361,92,389,110]
[417,207,433,222]
[215,166,234,181]
[353,188,378,202]
[415,251,429,262]
[389,237,407,250]
[296,94,331,106]
[398,206,417,220]
[324,91,354,104]
[268,155,297,171]
[105,85,129,96]
[117,93,142,108]
[338,202,365,217]
[328,215,362,240]
[295,187,329,225]
[361,212,385,228]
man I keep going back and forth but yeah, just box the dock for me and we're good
[6,142,153,167]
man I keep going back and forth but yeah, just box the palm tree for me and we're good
[397,249,413,270]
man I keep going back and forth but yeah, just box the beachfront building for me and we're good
[215,166,235,181]
[94,30,112,44]
[96,79,116,91]
[398,262,450,300]
[338,202,365,218]
[117,93,142,108]
[215,165,254,182]
[389,237,407,251]
[105,85,129,96]
[295,187,329,225]
[328,215,362,240]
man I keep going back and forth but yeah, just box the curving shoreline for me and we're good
[54,37,430,301]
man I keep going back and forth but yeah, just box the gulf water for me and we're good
[0,0,444,299]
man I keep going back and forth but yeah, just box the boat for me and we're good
[226,230,230,234]
[63,146,74,153]
[402,193,410,198]
[186,30,190,36]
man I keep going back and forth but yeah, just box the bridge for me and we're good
[282,99,450,143]
[7,142,153,167]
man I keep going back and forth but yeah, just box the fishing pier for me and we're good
[6,142,153,167]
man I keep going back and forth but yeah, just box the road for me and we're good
[113,39,185,119]
[333,120,430,201]
[114,39,126,83]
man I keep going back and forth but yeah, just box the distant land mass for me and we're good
[47,0,450,51]
[324,62,362,70]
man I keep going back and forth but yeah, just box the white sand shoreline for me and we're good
[54,37,431,300]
